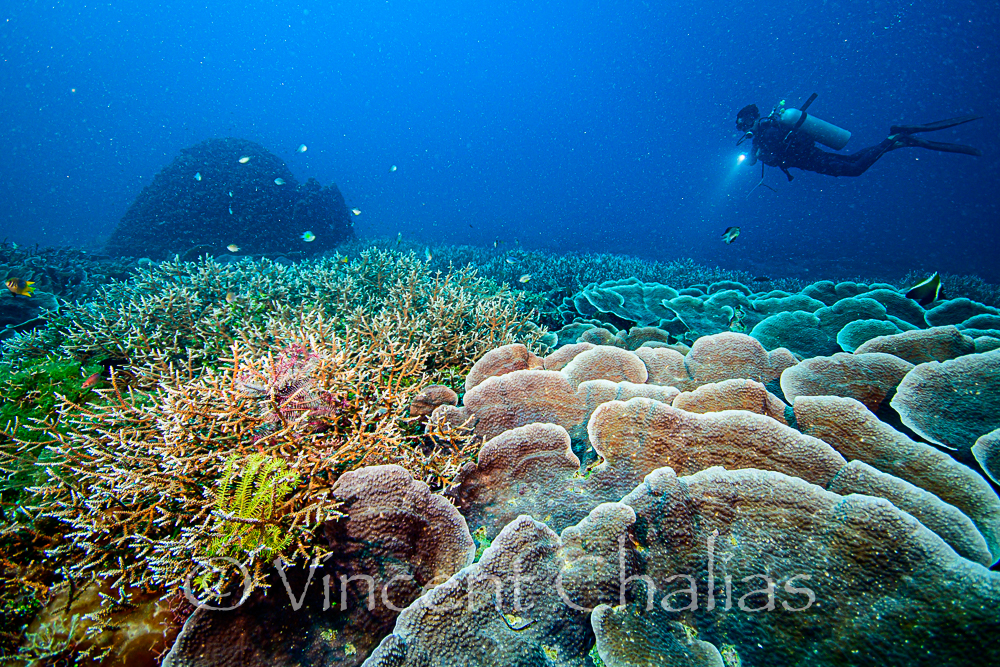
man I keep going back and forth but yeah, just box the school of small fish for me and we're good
[173,154,579,288]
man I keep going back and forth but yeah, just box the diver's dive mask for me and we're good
[736,104,760,132]
[736,103,760,145]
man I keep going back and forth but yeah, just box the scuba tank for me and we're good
[772,94,852,150]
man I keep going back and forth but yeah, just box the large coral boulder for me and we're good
[106,138,354,258]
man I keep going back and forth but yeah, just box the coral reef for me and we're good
[546,273,1000,369]
[0,242,136,304]
[9,247,540,373]
[794,395,1000,561]
[579,466,1000,666]
[854,325,976,363]
[0,245,546,663]
[375,465,1000,667]
[0,241,139,341]
[104,138,355,258]
[5,240,1000,666]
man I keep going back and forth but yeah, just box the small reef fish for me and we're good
[274,178,286,185]
[5,278,35,297]
[722,226,741,245]
[194,172,202,181]
[339,256,349,264]
[751,276,771,283]
[239,156,251,164]
[506,258,517,265]
[389,164,397,172]
[229,191,233,197]
[225,289,237,304]
[81,372,102,389]
[301,231,316,243]
[424,247,433,262]
[518,274,532,283]
[905,272,944,306]
[226,244,240,253]
[228,206,233,215]
[297,144,307,153]
[352,208,361,216]
[396,232,402,244]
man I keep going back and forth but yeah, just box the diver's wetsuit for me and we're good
[750,118,893,180]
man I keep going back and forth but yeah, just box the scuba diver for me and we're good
[736,94,982,182]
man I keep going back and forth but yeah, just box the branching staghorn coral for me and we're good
[373,239,809,303]
[35,247,544,372]
[1,245,545,643]
[24,312,497,602]
[352,265,544,372]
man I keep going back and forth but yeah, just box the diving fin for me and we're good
[890,115,982,135]
[892,134,982,156]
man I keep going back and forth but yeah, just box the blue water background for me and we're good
[1,1,997,280]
